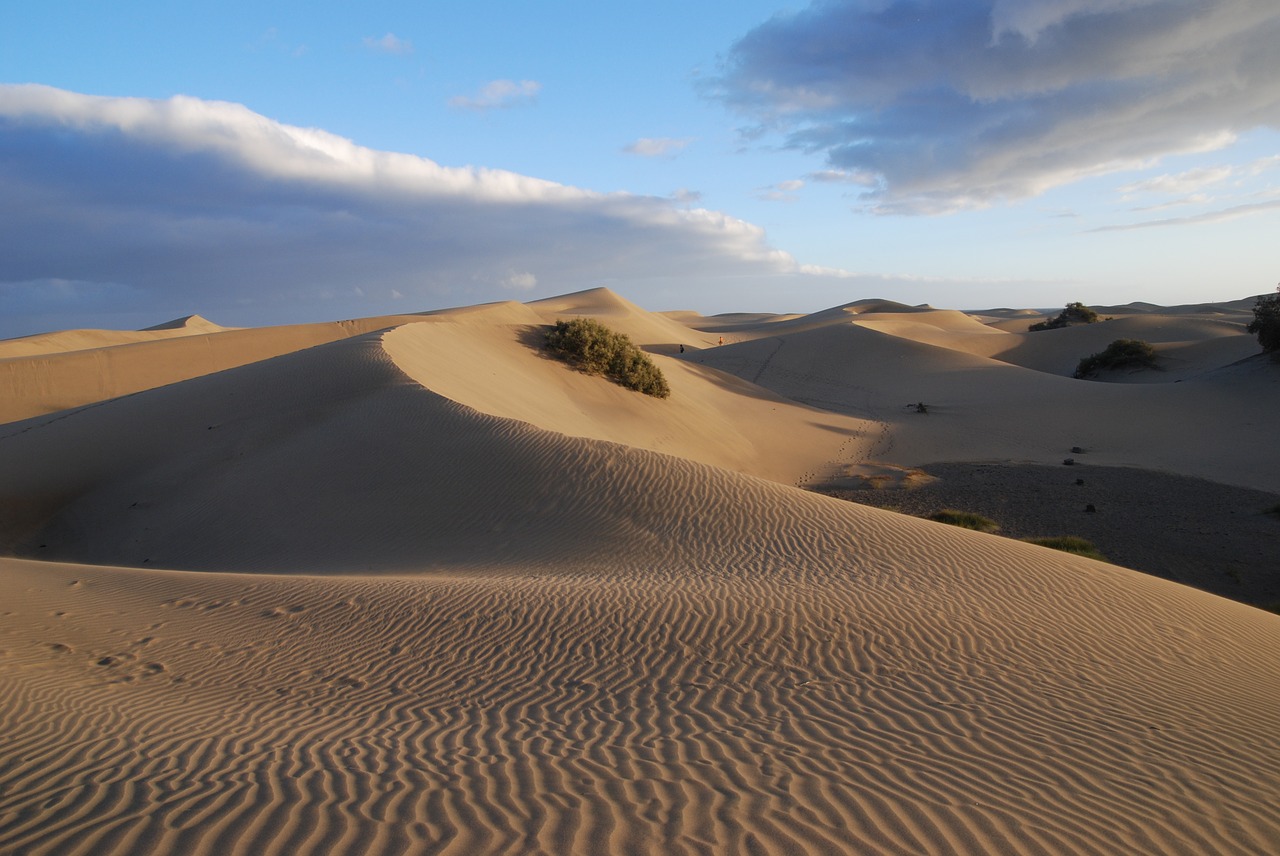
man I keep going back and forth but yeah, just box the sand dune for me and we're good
[0,314,433,425]
[981,315,1258,378]
[692,307,1277,491]
[0,314,229,360]
[1,290,1278,855]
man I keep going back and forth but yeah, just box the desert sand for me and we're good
[1,288,1278,855]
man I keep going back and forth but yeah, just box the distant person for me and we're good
[679,344,685,354]
[718,336,724,346]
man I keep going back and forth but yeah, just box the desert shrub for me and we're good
[929,509,999,532]
[1247,288,1280,353]
[1074,339,1158,378]
[1025,536,1108,562]
[1029,301,1100,331]
[545,318,670,398]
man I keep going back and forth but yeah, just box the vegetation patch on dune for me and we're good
[545,318,670,398]
[1024,536,1108,562]
[1029,301,1099,331]
[1248,288,1280,353]
[929,509,1000,532]
[1074,339,1158,379]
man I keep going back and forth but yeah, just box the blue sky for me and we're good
[1,0,1278,337]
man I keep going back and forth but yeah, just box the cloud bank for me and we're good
[0,85,833,336]
[714,0,1280,214]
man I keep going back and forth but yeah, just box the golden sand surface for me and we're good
[1,289,1278,855]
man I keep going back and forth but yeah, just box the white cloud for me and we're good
[807,169,879,187]
[1248,154,1280,175]
[1118,166,1235,197]
[715,0,1280,214]
[623,137,693,157]
[755,179,804,201]
[501,271,538,291]
[362,33,414,55]
[0,85,857,337]
[448,80,541,111]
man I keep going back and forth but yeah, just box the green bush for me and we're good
[1024,536,1108,562]
[545,318,670,398]
[1247,288,1280,353]
[929,509,1000,532]
[1074,339,1158,378]
[1029,301,1100,331]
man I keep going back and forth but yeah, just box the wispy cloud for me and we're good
[362,32,414,55]
[448,79,541,111]
[1129,194,1210,212]
[249,27,308,58]
[713,0,1280,214]
[1118,167,1234,197]
[0,85,856,336]
[755,179,804,202]
[807,169,879,187]
[500,271,537,291]
[1090,197,1280,232]
[1247,153,1280,175]
[623,137,693,157]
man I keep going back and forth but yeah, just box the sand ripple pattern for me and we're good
[3,554,1280,856]
[2,329,1280,854]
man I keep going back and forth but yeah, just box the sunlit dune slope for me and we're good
[527,287,723,353]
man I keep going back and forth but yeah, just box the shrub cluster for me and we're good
[922,508,1112,562]
[1029,301,1099,331]
[1024,536,1108,562]
[1074,339,1158,379]
[928,509,1000,532]
[545,318,670,398]
[1247,288,1280,353]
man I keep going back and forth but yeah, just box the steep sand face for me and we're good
[2,293,1279,856]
